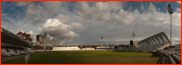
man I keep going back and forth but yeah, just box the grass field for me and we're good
[2,51,159,64]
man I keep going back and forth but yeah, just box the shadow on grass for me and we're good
[150,52,159,57]
[112,51,145,53]
[47,59,64,64]
[112,51,133,52]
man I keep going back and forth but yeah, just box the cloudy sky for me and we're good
[1,1,181,46]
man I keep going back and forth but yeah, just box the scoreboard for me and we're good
[130,40,134,51]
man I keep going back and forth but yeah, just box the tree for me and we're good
[83,45,86,48]
[78,45,81,48]
[92,45,97,49]
[87,45,91,47]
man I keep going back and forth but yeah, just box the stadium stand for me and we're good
[1,49,11,56]
[169,55,176,64]
[134,32,180,64]
[135,32,170,52]
[159,44,181,64]
[1,28,32,57]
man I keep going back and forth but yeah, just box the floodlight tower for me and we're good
[132,32,135,49]
[167,3,173,48]
[74,35,77,44]
[101,36,103,45]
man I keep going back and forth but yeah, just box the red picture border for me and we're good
[0,0,181,65]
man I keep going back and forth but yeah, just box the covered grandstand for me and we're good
[159,44,181,64]
[134,32,181,64]
[135,32,171,52]
[1,28,32,56]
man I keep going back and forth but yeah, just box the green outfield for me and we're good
[2,51,159,64]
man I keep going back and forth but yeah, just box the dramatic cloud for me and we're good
[38,18,82,44]
[33,18,45,25]
[17,1,31,6]
[22,1,62,24]
[28,30,36,36]
[140,5,145,10]
[25,4,43,20]
[78,1,122,21]
[56,14,70,22]
[43,1,61,16]
[1,25,8,30]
